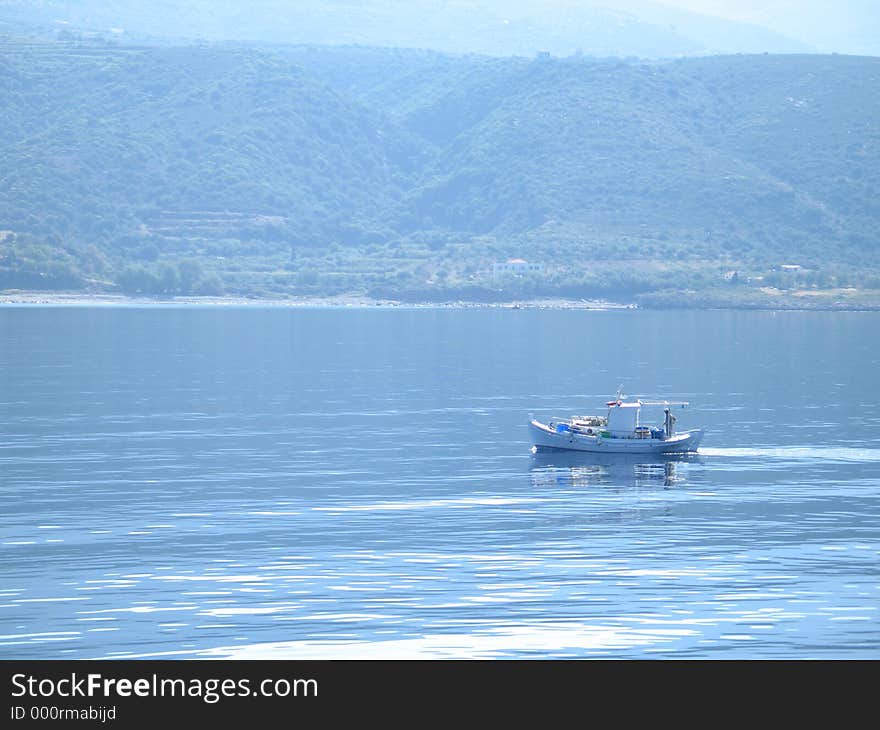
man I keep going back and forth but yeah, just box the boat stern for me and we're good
[662,428,704,453]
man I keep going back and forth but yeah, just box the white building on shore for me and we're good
[493,258,543,280]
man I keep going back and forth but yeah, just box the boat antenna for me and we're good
[616,384,626,402]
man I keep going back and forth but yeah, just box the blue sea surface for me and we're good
[1,306,878,658]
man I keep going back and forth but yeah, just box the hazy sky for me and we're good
[654,0,880,53]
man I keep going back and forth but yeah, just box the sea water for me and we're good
[1,306,877,658]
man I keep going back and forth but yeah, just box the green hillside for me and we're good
[394,54,879,257]
[0,41,420,229]
[0,39,424,293]
[1,37,878,304]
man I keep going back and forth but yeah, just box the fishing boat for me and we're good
[528,392,703,454]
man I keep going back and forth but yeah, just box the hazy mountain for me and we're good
[0,0,818,57]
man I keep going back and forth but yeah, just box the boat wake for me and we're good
[699,446,880,463]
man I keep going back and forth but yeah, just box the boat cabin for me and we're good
[606,401,641,436]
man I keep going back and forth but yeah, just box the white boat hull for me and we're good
[529,419,703,454]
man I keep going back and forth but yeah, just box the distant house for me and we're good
[493,258,543,280]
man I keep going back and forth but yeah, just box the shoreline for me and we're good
[0,291,634,309]
[0,290,878,311]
